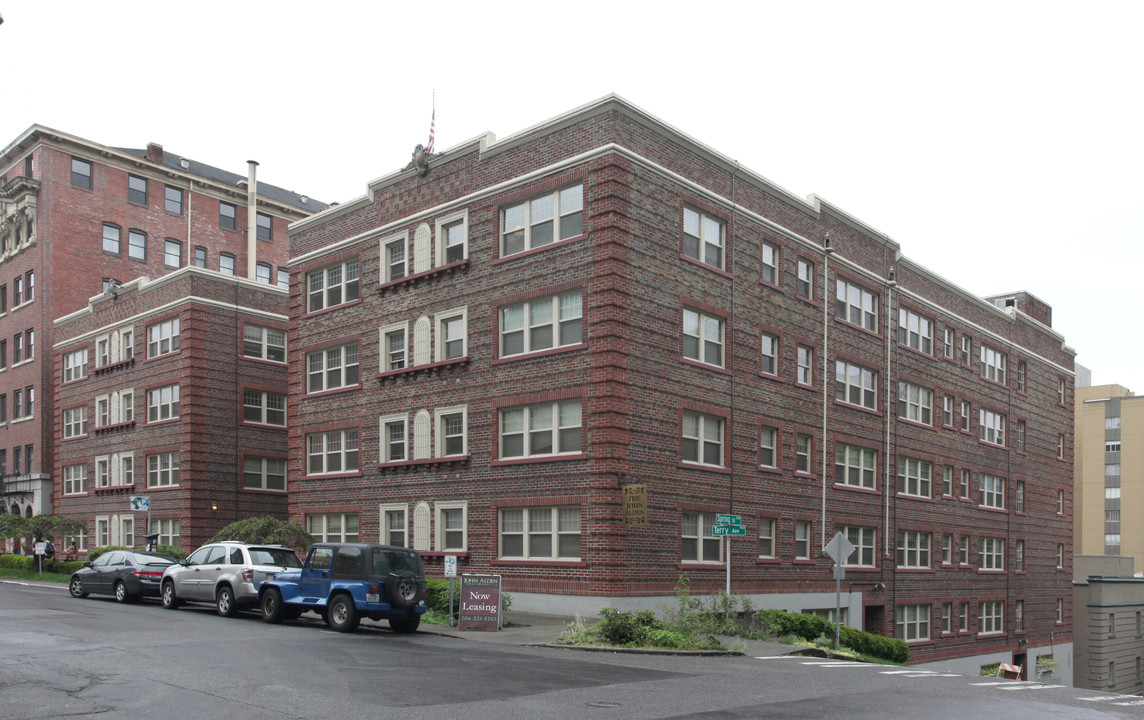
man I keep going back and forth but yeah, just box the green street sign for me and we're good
[712,525,746,536]
[714,514,742,526]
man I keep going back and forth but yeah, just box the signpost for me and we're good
[823,531,856,646]
[712,514,743,599]
[444,555,457,627]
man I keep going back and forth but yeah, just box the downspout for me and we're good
[884,272,896,554]
[246,160,259,280]
[821,235,832,549]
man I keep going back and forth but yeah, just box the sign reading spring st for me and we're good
[458,574,502,631]
[715,513,741,526]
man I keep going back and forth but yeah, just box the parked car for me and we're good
[259,543,426,633]
[68,550,177,603]
[160,541,302,617]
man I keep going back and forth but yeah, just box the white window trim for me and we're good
[379,503,408,547]
[682,411,725,467]
[380,231,409,283]
[498,399,582,459]
[758,517,776,558]
[683,206,725,269]
[839,526,877,568]
[500,291,584,358]
[63,463,87,495]
[896,530,931,568]
[683,308,725,367]
[836,278,878,331]
[979,537,1005,570]
[836,443,876,489]
[435,208,468,266]
[980,473,1006,509]
[435,404,468,458]
[435,500,468,552]
[682,510,723,564]
[379,321,409,372]
[95,515,110,547]
[379,413,409,463]
[498,505,582,560]
[898,381,933,425]
[896,604,931,642]
[434,306,468,362]
[897,456,932,498]
[978,600,1005,636]
[242,456,287,492]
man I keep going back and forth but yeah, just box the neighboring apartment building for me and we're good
[0,126,322,521]
[52,269,290,551]
[1076,384,1144,560]
[1074,555,1144,692]
[287,95,1074,670]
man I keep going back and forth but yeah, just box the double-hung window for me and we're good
[979,537,1005,570]
[63,464,87,495]
[979,473,1006,509]
[760,333,778,375]
[163,239,181,267]
[897,456,932,498]
[63,406,88,438]
[147,452,179,487]
[147,318,179,357]
[683,309,724,367]
[382,235,407,282]
[979,601,1004,635]
[257,212,272,241]
[308,259,360,312]
[501,185,583,256]
[243,457,286,491]
[219,202,237,230]
[501,291,582,357]
[943,328,954,358]
[683,207,725,269]
[147,384,179,422]
[896,605,931,641]
[380,324,407,371]
[838,525,876,567]
[682,511,722,563]
[796,434,812,473]
[380,415,407,462]
[836,278,877,331]
[758,518,776,558]
[836,360,877,409]
[761,242,778,284]
[759,427,778,468]
[499,506,581,560]
[307,344,360,392]
[243,390,285,426]
[797,346,813,385]
[980,344,1007,384]
[682,411,724,467]
[307,429,359,475]
[102,224,121,254]
[499,399,582,459]
[436,308,467,360]
[896,531,931,568]
[836,444,876,489]
[164,185,183,214]
[898,308,933,353]
[436,406,467,457]
[436,210,468,264]
[64,349,88,382]
[897,382,933,425]
[128,230,146,260]
[979,408,1006,446]
[242,325,286,362]
[438,503,467,551]
[308,513,359,542]
[72,157,93,189]
[796,259,813,298]
[942,396,954,426]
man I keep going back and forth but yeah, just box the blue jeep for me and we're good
[258,543,427,633]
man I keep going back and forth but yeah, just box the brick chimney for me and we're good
[146,142,164,163]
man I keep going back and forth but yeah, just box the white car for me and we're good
[160,541,301,617]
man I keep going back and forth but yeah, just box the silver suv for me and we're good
[161,541,302,617]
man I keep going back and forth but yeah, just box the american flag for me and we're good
[426,105,436,154]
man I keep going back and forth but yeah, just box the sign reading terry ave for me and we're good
[458,574,502,631]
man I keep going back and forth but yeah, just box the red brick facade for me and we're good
[287,97,1073,664]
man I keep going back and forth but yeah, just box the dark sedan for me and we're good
[69,550,177,602]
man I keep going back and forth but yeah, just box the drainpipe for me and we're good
[821,235,833,549]
[246,160,259,280]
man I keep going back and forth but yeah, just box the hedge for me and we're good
[0,554,85,574]
[754,609,908,663]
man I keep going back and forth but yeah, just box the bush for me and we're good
[597,608,663,646]
[425,577,456,615]
[645,629,691,649]
[0,554,34,570]
[745,609,908,663]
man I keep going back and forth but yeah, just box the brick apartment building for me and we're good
[52,270,290,551]
[0,125,322,524]
[288,95,1074,670]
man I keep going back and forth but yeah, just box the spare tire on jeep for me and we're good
[385,571,420,609]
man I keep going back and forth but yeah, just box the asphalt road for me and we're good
[2,580,1143,720]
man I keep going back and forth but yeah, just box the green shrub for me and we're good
[597,608,663,646]
[0,554,34,570]
[645,629,691,649]
[425,577,456,615]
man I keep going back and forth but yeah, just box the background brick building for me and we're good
[288,95,1074,671]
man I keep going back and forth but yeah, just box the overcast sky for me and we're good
[3,1,1140,390]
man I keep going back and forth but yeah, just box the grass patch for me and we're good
[0,567,71,583]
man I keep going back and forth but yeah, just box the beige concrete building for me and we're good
[1076,384,1144,559]
[1074,555,1144,692]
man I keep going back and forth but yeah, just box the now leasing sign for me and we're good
[458,574,502,631]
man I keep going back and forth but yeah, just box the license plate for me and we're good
[366,593,379,603]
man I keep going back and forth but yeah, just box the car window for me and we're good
[308,547,333,571]
[90,554,111,567]
[186,547,213,565]
[389,550,419,574]
[250,548,302,567]
[204,546,226,564]
[229,547,244,564]
[105,552,125,566]
[332,548,362,577]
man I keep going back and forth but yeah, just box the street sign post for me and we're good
[823,531,856,646]
[444,555,457,627]
[713,516,746,601]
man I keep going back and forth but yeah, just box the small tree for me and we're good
[207,516,314,550]
[0,514,84,542]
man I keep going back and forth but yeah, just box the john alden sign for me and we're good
[458,574,502,630]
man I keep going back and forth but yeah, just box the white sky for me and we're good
[3,1,1141,390]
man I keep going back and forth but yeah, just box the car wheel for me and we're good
[161,580,181,609]
[114,581,130,603]
[327,594,359,633]
[216,585,237,617]
[68,576,88,598]
[261,588,284,624]
[390,616,420,634]
[385,571,421,610]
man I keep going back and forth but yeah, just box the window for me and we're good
[1016,420,1026,452]
[796,433,812,474]
[896,531,931,568]
[219,202,237,230]
[97,518,109,547]
[795,520,811,559]
[960,401,970,431]
[257,212,272,241]
[835,444,876,489]
[897,457,932,498]
[500,506,581,560]
[980,344,1007,384]
[942,396,954,426]
[147,384,179,422]
[95,390,133,427]
[759,518,776,558]
[72,157,92,189]
[1057,543,1065,569]
[897,382,933,425]
[380,324,407,371]
[382,235,407,281]
[437,212,467,264]
[959,336,971,366]
[760,333,778,375]
[683,207,725,268]
[63,406,88,438]
[979,409,1006,446]
[437,503,467,551]
[683,309,724,367]
[759,426,778,468]
[13,276,22,306]
[243,390,285,426]
[64,349,88,382]
[243,457,286,491]
[256,262,272,284]
[12,333,21,363]
[979,600,1004,635]
[501,291,582,357]
[125,229,147,260]
[1058,489,1065,514]
[102,224,121,254]
[1056,598,1064,623]
[896,604,931,642]
[1058,377,1067,405]
[193,246,207,268]
[1058,433,1065,459]
[682,411,724,467]
[837,278,877,331]
[499,399,582,459]
[1015,539,1025,571]
[1015,480,1025,512]
[978,473,1005,509]
[761,242,778,284]
[796,259,813,298]
[307,513,359,543]
[960,602,970,632]
[308,259,360,312]
[243,325,285,362]
[63,464,87,495]
[942,533,953,564]
[147,452,179,488]
[941,602,953,633]
[307,429,360,475]
[501,185,583,256]
[681,511,721,563]
[1107,440,1122,453]
[164,185,183,214]
[307,344,360,392]
[797,346,813,385]
[1017,360,1027,392]
[943,328,954,358]
[380,415,407,462]
[839,526,876,567]
[942,466,953,496]
[220,253,236,275]
[836,360,877,409]
[150,518,180,547]
[896,308,932,353]
[277,268,289,289]
[979,537,1005,570]
[436,407,467,457]
[12,389,21,419]
[164,238,182,267]
[128,174,147,204]
[381,507,407,547]
[147,318,180,357]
